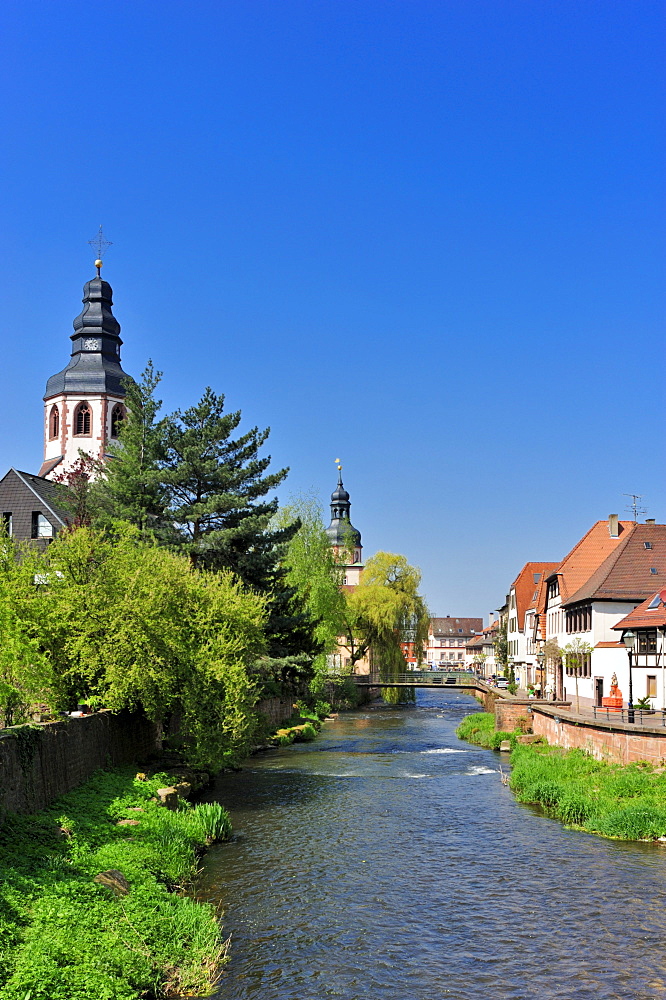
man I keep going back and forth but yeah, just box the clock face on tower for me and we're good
[84,338,100,351]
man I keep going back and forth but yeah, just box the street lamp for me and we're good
[622,629,636,723]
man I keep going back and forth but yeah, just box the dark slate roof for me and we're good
[325,472,361,547]
[45,275,131,399]
[431,617,484,636]
[0,469,68,527]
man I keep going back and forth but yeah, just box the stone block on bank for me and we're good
[517,734,544,745]
[499,740,512,752]
[94,870,130,896]
[156,787,179,810]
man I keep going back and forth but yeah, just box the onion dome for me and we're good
[44,275,131,398]
[326,469,362,549]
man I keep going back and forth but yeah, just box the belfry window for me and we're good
[49,405,59,440]
[75,403,91,436]
[110,404,125,438]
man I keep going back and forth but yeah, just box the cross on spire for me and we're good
[88,225,113,276]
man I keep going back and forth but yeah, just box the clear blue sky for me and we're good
[1,1,664,619]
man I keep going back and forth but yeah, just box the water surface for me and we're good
[198,691,666,1000]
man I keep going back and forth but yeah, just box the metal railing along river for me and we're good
[591,705,666,727]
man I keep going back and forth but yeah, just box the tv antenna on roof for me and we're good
[623,493,647,522]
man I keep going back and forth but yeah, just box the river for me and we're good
[197,690,666,1000]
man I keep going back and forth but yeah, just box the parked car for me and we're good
[496,678,509,689]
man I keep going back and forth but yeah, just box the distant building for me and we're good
[401,616,483,670]
[465,618,499,676]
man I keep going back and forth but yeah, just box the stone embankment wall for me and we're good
[494,698,571,732]
[254,696,298,729]
[0,711,160,816]
[530,704,666,766]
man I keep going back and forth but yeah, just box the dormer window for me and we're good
[111,404,125,439]
[49,405,59,440]
[74,402,92,436]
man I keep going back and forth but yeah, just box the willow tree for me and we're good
[345,551,429,704]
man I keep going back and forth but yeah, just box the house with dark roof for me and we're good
[541,516,666,707]
[0,469,68,549]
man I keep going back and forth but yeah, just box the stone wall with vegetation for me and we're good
[0,710,160,815]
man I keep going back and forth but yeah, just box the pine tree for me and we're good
[162,387,321,674]
[95,362,171,537]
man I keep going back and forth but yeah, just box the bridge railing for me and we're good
[353,671,481,686]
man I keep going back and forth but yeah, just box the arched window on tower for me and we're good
[74,402,91,436]
[110,404,125,439]
[49,405,59,440]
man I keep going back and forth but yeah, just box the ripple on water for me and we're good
[198,691,666,1000]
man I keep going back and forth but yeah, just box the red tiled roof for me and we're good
[510,561,560,629]
[547,520,635,604]
[565,523,666,605]
[595,641,623,649]
[612,593,666,630]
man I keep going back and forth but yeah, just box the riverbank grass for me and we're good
[455,711,526,750]
[457,711,666,841]
[0,767,230,1000]
[510,744,666,840]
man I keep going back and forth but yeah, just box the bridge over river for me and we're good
[353,670,493,692]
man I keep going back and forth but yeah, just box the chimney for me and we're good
[608,514,619,538]
[646,519,655,525]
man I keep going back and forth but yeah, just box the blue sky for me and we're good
[0,1,664,618]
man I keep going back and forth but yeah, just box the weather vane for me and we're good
[88,225,113,276]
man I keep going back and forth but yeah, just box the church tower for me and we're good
[326,461,363,587]
[39,259,131,480]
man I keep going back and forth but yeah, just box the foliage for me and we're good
[494,619,508,676]
[561,638,593,713]
[2,525,266,768]
[343,552,429,703]
[94,363,172,538]
[509,744,666,840]
[275,495,347,669]
[0,530,53,726]
[52,454,99,528]
[0,767,230,999]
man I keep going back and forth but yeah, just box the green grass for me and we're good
[510,744,666,841]
[0,767,230,999]
[455,711,524,751]
[457,711,666,841]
